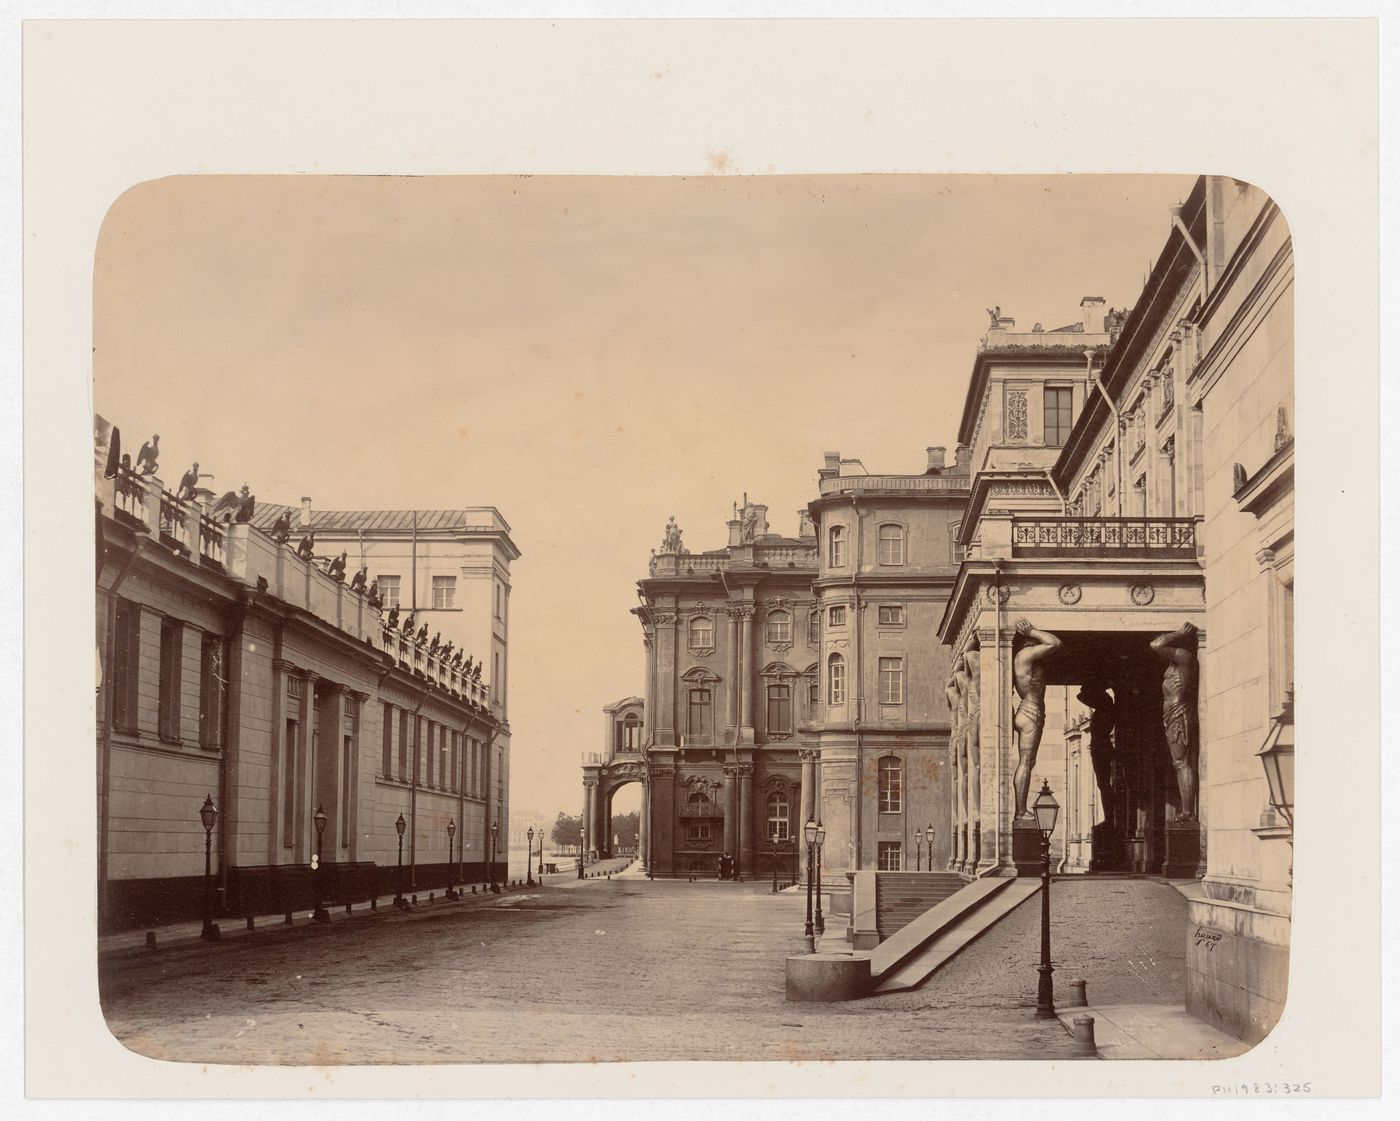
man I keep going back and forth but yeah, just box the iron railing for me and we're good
[1011,516,1199,558]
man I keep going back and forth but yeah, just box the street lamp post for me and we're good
[311,804,330,923]
[926,823,935,871]
[771,830,780,893]
[539,828,547,880]
[1032,780,1061,1020]
[577,826,585,879]
[447,818,457,898]
[199,794,219,941]
[527,826,536,887]
[490,820,500,893]
[814,820,826,936]
[394,813,407,910]
[802,817,817,954]
[914,828,924,872]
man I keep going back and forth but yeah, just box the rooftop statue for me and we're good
[327,552,348,582]
[386,605,400,630]
[270,511,292,544]
[136,434,160,476]
[401,612,415,635]
[660,515,687,554]
[464,655,475,674]
[452,649,463,666]
[429,632,441,654]
[416,623,429,643]
[176,462,201,502]
[235,484,255,524]
[349,567,367,593]
[295,531,316,560]
[986,305,1001,326]
[366,578,382,609]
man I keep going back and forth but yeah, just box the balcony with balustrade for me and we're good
[1010,515,1201,560]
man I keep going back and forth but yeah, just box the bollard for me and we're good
[345,903,353,914]
[428,893,435,902]
[371,898,378,911]
[472,885,477,894]
[1070,1014,1097,1058]
[284,911,294,925]
[145,931,157,952]
[1066,978,1088,1008]
[246,916,255,932]
[412,894,418,905]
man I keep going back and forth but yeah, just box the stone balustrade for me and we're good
[817,474,969,497]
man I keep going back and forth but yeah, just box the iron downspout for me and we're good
[851,496,862,876]
[1089,357,1124,517]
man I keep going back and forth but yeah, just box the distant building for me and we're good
[629,499,818,879]
[95,426,508,931]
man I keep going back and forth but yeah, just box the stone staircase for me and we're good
[874,872,966,940]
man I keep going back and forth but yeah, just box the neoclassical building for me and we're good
[804,447,972,883]
[95,420,510,931]
[629,500,817,879]
[938,175,1293,1043]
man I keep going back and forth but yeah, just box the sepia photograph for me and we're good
[16,12,1383,1107]
[90,170,1289,1066]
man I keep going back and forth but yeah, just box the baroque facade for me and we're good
[95,420,512,931]
[630,500,817,879]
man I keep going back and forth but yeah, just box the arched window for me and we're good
[622,713,641,750]
[827,654,846,705]
[828,525,847,568]
[878,523,906,566]
[878,755,903,813]
[766,610,792,646]
[689,614,714,651]
[687,790,710,806]
[767,791,790,840]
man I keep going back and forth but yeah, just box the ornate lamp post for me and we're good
[577,826,586,879]
[490,820,500,892]
[526,826,536,886]
[447,818,457,898]
[394,812,407,910]
[311,804,330,923]
[926,823,935,870]
[814,820,827,936]
[771,829,781,893]
[198,794,219,941]
[802,817,818,953]
[914,827,924,872]
[539,827,547,880]
[1032,780,1061,1019]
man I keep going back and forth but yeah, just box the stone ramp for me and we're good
[871,877,1040,994]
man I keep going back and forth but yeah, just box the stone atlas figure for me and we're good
[1077,685,1118,832]
[1149,621,1200,820]
[1011,618,1062,819]
[961,647,982,857]
[950,659,969,860]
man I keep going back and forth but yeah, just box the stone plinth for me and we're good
[785,953,872,1002]
[1162,819,1203,879]
[1012,819,1044,877]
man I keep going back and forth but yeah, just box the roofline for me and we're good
[956,345,1109,447]
[1052,176,1208,492]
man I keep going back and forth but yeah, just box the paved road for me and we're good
[100,875,1087,1065]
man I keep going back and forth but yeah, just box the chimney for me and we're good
[819,451,841,481]
[300,496,312,528]
[954,445,973,474]
[1080,296,1106,334]
[925,446,947,474]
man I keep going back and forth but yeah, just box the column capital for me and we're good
[652,611,678,626]
[273,658,298,675]
[736,763,754,779]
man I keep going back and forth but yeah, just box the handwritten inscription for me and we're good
[1212,1083,1311,1096]
[1193,926,1222,952]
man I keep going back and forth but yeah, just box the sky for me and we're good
[93,172,1195,824]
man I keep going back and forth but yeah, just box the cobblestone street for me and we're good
[98,872,1152,1066]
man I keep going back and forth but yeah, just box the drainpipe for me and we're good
[406,680,433,888]
[1169,204,1207,296]
[1044,472,1069,517]
[1088,352,1124,517]
[991,561,1006,875]
[1058,686,1071,874]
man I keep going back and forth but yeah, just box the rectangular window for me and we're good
[829,605,846,627]
[110,600,140,732]
[495,582,503,619]
[493,652,501,701]
[688,689,712,736]
[342,728,353,845]
[877,841,903,871]
[1283,580,1295,696]
[199,633,226,749]
[378,575,401,608]
[877,605,905,626]
[878,756,903,813]
[879,658,904,705]
[432,575,456,609]
[808,611,820,645]
[158,617,182,741]
[1045,386,1074,446]
[451,732,460,793]
[687,823,712,842]
[398,709,409,781]
[828,658,846,705]
[806,678,820,718]
[766,684,792,735]
[381,703,394,777]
